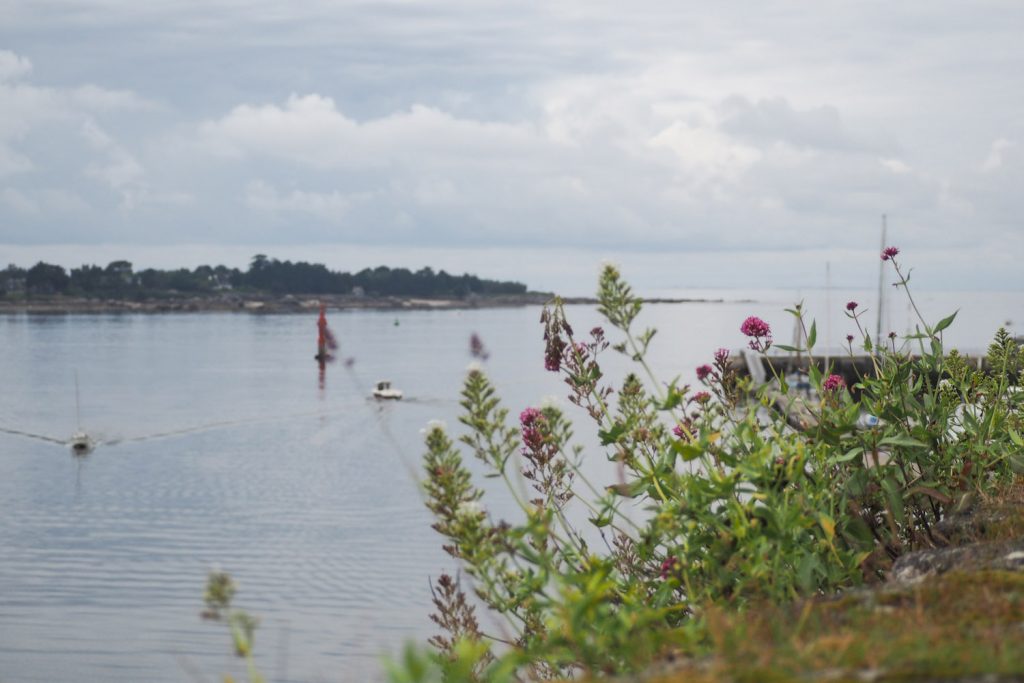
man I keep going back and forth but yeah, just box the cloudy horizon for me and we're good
[2,1,1022,294]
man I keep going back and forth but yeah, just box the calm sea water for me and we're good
[0,288,1020,682]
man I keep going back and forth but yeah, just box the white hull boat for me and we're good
[372,380,403,400]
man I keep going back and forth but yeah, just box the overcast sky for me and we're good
[1,1,1021,293]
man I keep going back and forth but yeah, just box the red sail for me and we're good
[317,305,337,358]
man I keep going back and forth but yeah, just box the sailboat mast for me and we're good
[74,370,82,430]
[824,261,831,367]
[875,214,887,347]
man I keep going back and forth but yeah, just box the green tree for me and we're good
[26,262,69,294]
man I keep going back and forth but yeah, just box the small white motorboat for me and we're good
[69,431,94,455]
[372,380,403,400]
[69,372,94,454]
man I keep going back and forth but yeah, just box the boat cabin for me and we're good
[372,380,403,400]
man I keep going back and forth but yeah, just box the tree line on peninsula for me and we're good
[0,254,529,299]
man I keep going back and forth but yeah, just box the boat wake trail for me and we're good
[399,396,454,406]
[109,405,364,445]
[1,404,366,452]
[0,426,67,445]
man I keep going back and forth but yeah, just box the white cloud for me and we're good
[648,121,762,185]
[200,94,536,169]
[1,186,39,214]
[981,138,1014,172]
[1,3,1023,289]
[0,145,34,177]
[244,180,360,222]
[0,50,32,81]
[186,79,983,254]
[413,177,460,206]
[880,158,912,174]
[81,120,145,195]
[69,84,156,112]
[0,49,156,195]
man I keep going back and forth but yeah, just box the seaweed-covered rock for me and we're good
[890,500,1024,584]
[890,537,1024,583]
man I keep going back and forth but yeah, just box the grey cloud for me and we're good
[0,49,32,81]
[719,96,892,154]
[1,2,1023,289]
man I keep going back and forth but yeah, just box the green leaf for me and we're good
[934,310,958,333]
[598,423,627,445]
[1010,453,1024,476]
[906,486,952,505]
[670,441,704,462]
[809,364,822,391]
[796,554,819,592]
[807,320,817,350]
[605,483,635,498]
[659,384,684,411]
[881,477,906,525]
[818,513,836,541]
[831,446,864,464]
[1010,430,1024,448]
[879,435,929,449]
[775,344,801,353]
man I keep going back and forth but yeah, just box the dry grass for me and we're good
[639,569,1024,683]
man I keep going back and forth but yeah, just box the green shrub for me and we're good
[401,251,1023,681]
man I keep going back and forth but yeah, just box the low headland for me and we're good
[0,255,720,314]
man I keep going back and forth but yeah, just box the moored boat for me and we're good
[372,380,403,400]
[69,431,93,455]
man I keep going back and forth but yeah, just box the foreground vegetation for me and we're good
[395,249,1024,681]
[197,249,1023,682]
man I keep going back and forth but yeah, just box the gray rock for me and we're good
[890,537,1024,584]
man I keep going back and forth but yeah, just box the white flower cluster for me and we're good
[420,419,447,436]
[455,500,485,519]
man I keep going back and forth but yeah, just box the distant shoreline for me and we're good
[0,293,726,315]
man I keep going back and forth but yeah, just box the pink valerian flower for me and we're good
[741,316,770,337]
[714,348,729,365]
[540,307,572,372]
[660,555,679,579]
[672,421,695,440]
[696,364,713,381]
[544,334,565,372]
[740,316,773,352]
[519,408,545,451]
[692,391,711,403]
[846,301,858,312]
[823,374,846,392]
[881,246,900,261]
[846,334,855,343]
[520,407,541,426]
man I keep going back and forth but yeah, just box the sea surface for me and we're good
[0,287,1020,682]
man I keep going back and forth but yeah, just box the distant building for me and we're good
[210,273,234,291]
[2,264,26,294]
[106,260,134,285]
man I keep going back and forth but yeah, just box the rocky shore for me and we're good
[0,293,721,314]
[633,488,1024,683]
